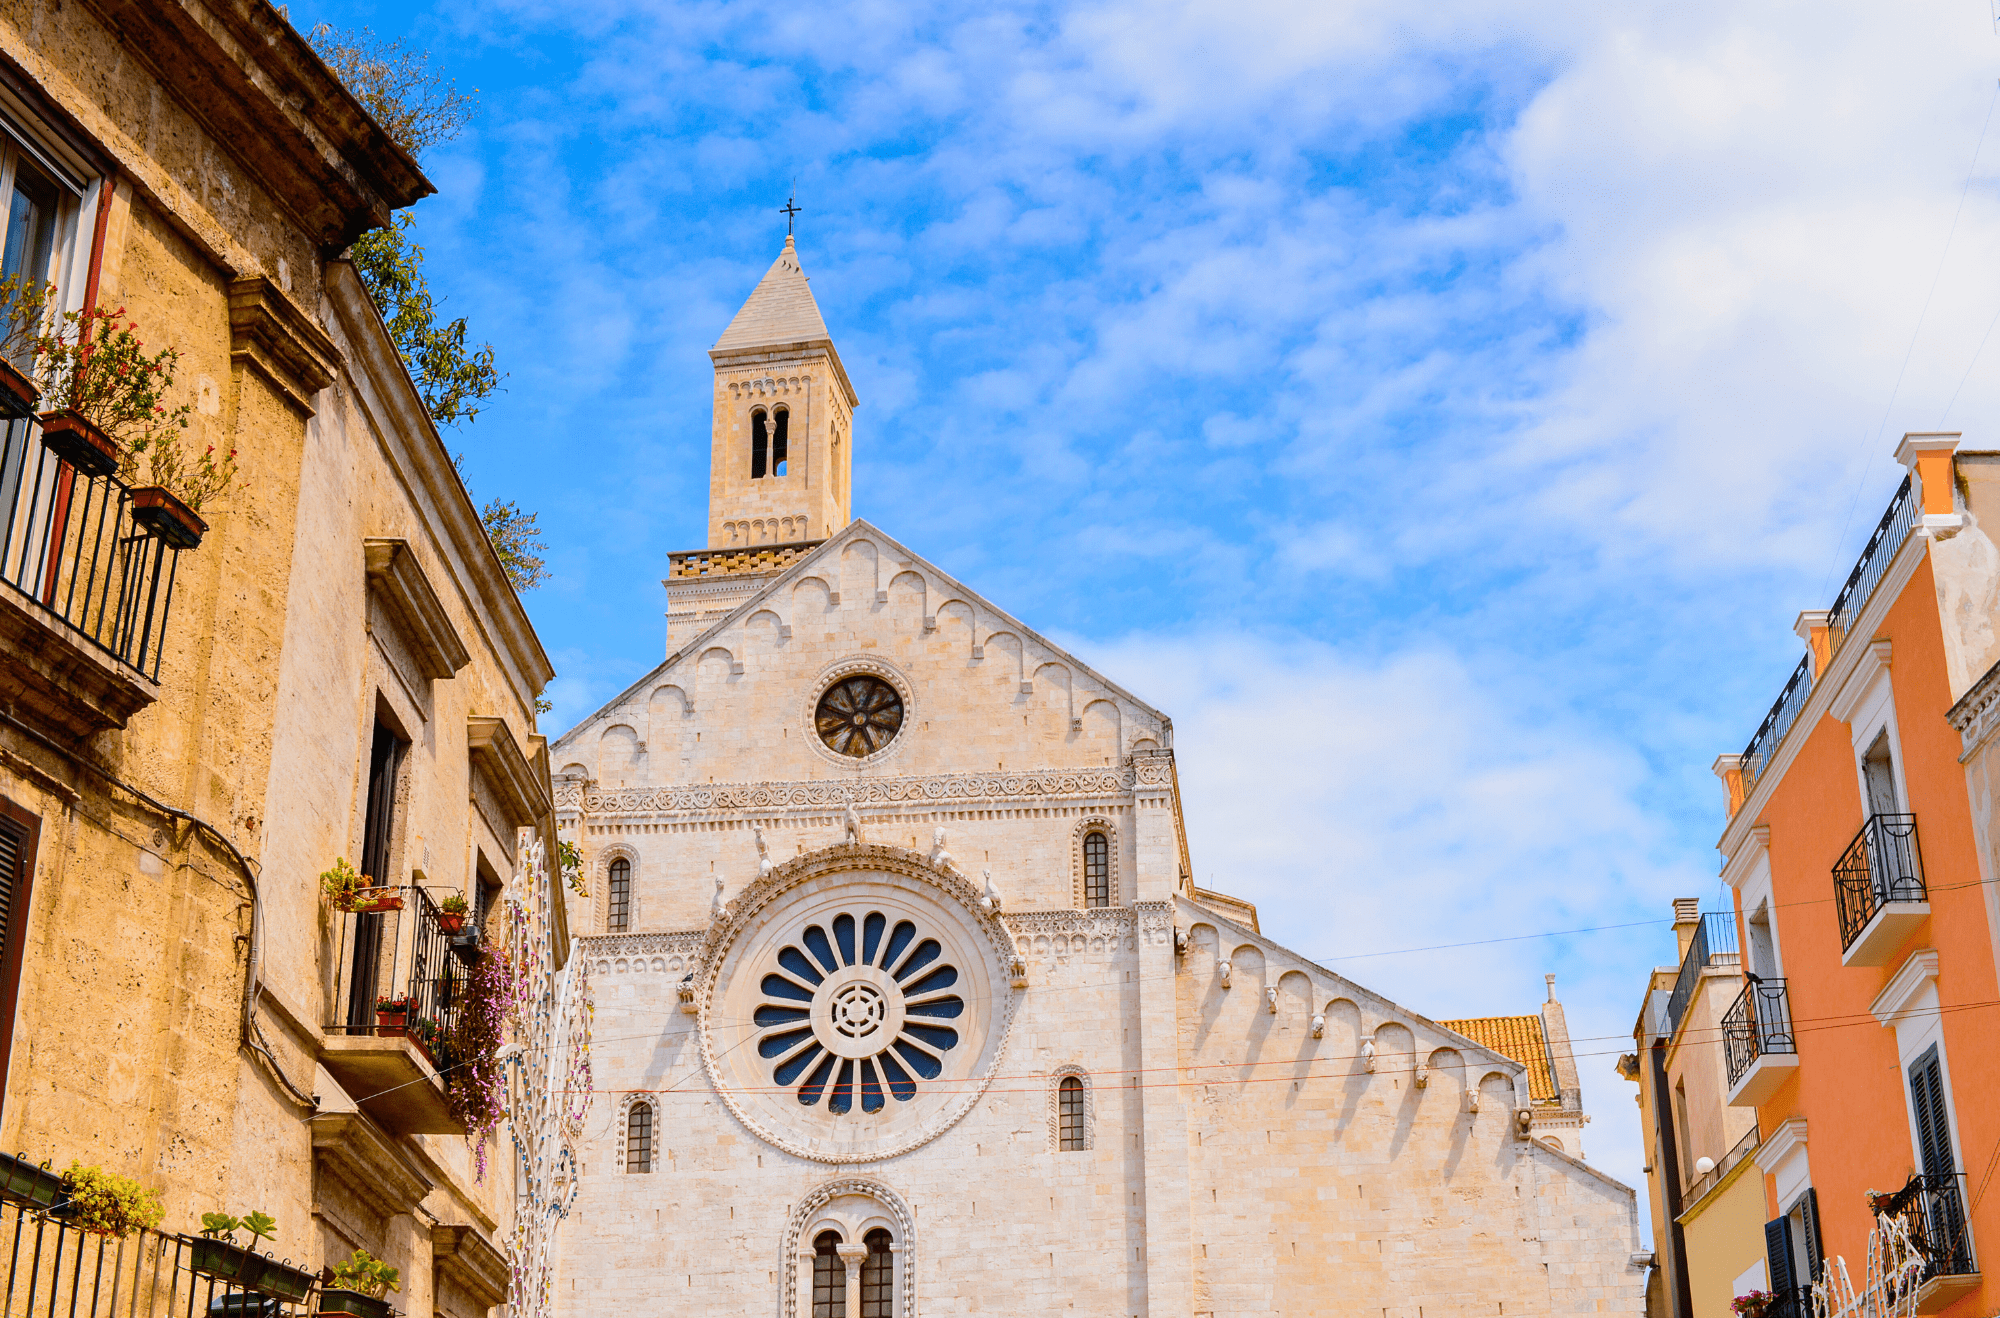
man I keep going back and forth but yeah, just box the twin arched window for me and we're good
[1083,832,1109,908]
[1058,1075,1086,1150]
[626,1100,653,1173]
[811,1228,892,1316]
[608,858,631,932]
[751,407,790,479]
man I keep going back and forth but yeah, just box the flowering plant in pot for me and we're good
[436,892,469,935]
[34,303,194,482]
[0,277,53,420]
[1731,1291,1778,1318]
[319,1248,399,1318]
[58,1163,162,1238]
[320,859,401,914]
[374,997,413,1037]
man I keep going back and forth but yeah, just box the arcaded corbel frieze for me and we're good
[229,276,340,414]
[468,715,552,828]
[365,538,471,680]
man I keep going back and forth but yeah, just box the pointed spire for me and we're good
[713,236,832,352]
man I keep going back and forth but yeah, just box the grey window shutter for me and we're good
[1910,1045,1955,1178]
[1800,1188,1823,1286]
[1766,1216,1797,1295]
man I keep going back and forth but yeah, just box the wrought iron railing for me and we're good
[1829,476,1917,642]
[1768,1284,1817,1318]
[1723,977,1797,1088]
[0,1192,318,1316]
[326,884,469,1067]
[1877,1172,1975,1282]
[1742,655,1813,788]
[0,415,180,683]
[1834,814,1925,951]
[1665,913,1741,1037]
[1683,1124,1760,1206]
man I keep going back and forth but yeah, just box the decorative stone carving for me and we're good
[679,974,697,1015]
[1264,986,1278,1014]
[1047,1064,1094,1152]
[756,825,775,880]
[1414,1065,1429,1089]
[711,873,727,922]
[1311,1013,1325,1039]
[1363,1040,1377,1072]
[694,843,1022,1164]
[843,802,865,846]
[577,765,1135,817]
[779,1179,918,1318]
[1218,960,1232,988]
[928,827,956,875]
[980,867,1002,912]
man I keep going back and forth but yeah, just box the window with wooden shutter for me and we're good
[1909,1046,1956,1179]
[1798,1188,1823,1288]
[1765,1215,1797,1296]
[0,801,38,1112]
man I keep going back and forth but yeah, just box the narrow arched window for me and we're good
[751,409,769,478]
[626,1102,652,1173]
[861,1229,892,1317]
[773,407,790,477]
[1083,832,1109,908]
[1059,1075,1085,1150]
[608,859,631,932]
[812,1231,844,1317]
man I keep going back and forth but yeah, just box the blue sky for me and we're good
[308,0,2000,1219]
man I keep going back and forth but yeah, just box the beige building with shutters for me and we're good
[552,240,1648,1318]
[0,3,559,1314]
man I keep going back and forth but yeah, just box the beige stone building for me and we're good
[552,241,1648,1317]
[0,2,558,1313]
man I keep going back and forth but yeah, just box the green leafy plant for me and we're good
[0,277,54,366]
[59,1163,163,1239]
[198,1211,241,1241]
[329,1248,400,1298]
[37,305,196,446]
[439,893,469,916]
[558,839,588,899]
[320,858,364,910]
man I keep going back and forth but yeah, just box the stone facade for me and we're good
[0,4,554,1312]
[550,242,1647,1316]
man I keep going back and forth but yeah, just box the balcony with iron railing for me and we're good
[1724,976,1799,1106]
[321,884,476,1137]
[1664,913,1741,1038]
[0,1161,321,1317]
[1878,1172,1978,1311]
[1740,477,1918,793]
[1834,814,1930,967]
[0,411,187,736]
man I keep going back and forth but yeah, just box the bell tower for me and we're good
[705,236,857,549]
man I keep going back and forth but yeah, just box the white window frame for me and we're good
[0,93,95,319]
[1833,643,1911,821]
[1871,951,1966,1181]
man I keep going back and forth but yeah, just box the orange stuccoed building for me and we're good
[1704,433,2000,1318]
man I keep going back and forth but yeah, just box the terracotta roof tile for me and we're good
[1438,1013,1559,1103]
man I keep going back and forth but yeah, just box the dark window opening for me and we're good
[812,1231,844,1317]
[626,1102,652,1173]
[608,858,631,932]
[0,800,39,1115]
[773,408,790,476]
[347,721,404,1030]
[861,1229,892,1317]
[752,409,769,479]
[1911,1045,1956,1179]
[1083,831,1109,908]
[1059,1075,1085,1150]
[1,158,57,372]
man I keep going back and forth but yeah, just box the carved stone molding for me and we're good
[430,1224,509,1312]
[1003,908,1138,961]
[228,277,338,414]
[364,538,469,680]
[580,930,708,980]
[781,1178,917,1318]
[1134,900,1174,941]
[468,715,551,829]
[579,766,1135,817]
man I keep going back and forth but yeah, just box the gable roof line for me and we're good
[1180,894,1553,1094]
[554,519,1172,754]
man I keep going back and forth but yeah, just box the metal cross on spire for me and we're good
[780,190,801,237]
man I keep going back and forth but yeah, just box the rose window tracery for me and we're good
[814,676,904,758]
[755,911,963,1115]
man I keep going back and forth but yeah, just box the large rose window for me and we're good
[815,676,904,758]
[755,911,963,1115]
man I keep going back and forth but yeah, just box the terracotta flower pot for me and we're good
[36,411,117,479]
[129,486,206,550]
[350,892,403,914]
[0,359,39,420]
[374,1008,408,1038]
[437,912,465,935]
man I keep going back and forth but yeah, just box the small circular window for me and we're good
[815,675,904,758]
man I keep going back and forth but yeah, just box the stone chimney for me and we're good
[1672,897,1701,961]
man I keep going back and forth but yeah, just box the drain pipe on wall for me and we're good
[0,709,316,1111]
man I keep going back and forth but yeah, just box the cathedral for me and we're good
[550,237,1648,1316]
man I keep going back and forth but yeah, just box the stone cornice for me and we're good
[309,1110,431,1218]
[1753,1115,1807,1175]
[468,715,552,829]
[569,761,1163,817]
[228,277,339,414]
[1947,655,2000,757]
[364,538,470,680]
[1870,948,1941,1026]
